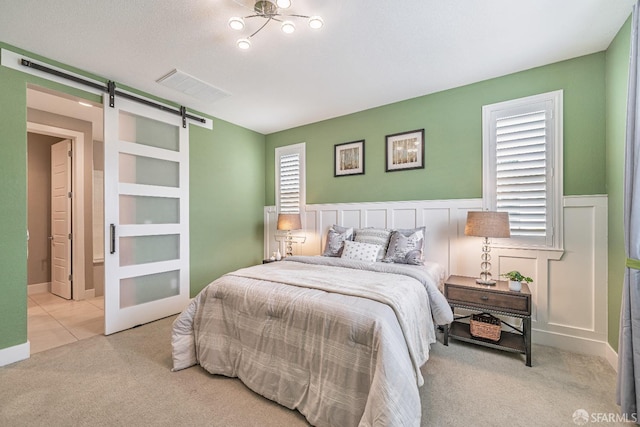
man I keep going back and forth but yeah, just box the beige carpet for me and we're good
[0,316,625,426]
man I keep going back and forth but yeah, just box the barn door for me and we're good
[103,97,189,335]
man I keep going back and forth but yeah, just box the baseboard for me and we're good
[532,329,608,358]
[0,341,30,367]
[605,342,618,372]
[27,282,49,295]
[84,288,95,299]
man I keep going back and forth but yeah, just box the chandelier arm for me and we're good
[249,17,273,38]
[282,14,311,19]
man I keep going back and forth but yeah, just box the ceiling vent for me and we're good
[156,69,230,104]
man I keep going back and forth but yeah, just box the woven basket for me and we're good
[470,313,501,341]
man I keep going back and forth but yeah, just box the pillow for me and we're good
[341,240,381,263]
[395,226,427,252]
[322,226,354,257]
[331,224,353,235]
[354,228,392,261]
[383,228,425,265]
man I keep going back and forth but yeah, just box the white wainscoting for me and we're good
[264,195,610,359]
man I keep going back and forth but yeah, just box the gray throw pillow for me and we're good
[322,226,354,257]
[383,227,425,265]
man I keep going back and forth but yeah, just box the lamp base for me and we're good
[477,237,496,286]
[285,232,293,257]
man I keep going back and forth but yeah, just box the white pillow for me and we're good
[341,240,381,263]
[354,228,392,261]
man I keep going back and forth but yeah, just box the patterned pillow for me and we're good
[383,228,425,265]
[341,240,381,263]
[332,224,352,235]
[354,228,392,261]
[322,226,354,257]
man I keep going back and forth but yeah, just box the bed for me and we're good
[172,251,453,427]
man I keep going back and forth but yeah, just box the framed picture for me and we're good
[334,140,365,177]
[385,129,425,172]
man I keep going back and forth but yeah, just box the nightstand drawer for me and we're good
[446,286,530,315]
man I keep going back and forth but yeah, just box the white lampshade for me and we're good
[276,0,291,8]
[281,21,296,34]
[228,17,244,30]
[237,38,251,50]
[308,16,323,29]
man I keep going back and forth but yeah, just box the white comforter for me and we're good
[172,256,453,427]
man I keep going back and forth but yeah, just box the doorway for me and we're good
[26,86,105,353]
[23,74,193,341]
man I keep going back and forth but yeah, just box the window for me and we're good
[482,91,563,250]
[275,142,305,214]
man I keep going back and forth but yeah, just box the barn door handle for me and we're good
[110,224,116,254]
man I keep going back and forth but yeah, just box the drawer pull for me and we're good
[481,296,489,301]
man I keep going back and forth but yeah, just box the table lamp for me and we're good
[277,213,302,257]
[464,211,510,285]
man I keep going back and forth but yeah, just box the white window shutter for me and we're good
[495,110,547,237]
[279,153,300,214]
[275,143,306,215]
[482,90,563,250]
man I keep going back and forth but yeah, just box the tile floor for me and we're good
[27,292,104,354]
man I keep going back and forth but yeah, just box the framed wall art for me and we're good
[334,140,365,177]
[385,129,425,172]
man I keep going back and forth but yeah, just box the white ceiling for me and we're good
[1,0,635,134]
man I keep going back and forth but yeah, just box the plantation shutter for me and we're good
[483,91,562,250]
[495,110,547,237]
[275,143,305,215]
[279,152,300,214]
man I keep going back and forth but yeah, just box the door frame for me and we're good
[27,122,86,301]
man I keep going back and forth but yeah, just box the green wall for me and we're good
[605,18,631,351]
[0,43,265,352]
[189,119,265,295]
[265,53,607,205]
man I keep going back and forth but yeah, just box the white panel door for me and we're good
[103,97,190,335]
[50,139,72,300]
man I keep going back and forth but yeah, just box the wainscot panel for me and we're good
[264,195,609,360]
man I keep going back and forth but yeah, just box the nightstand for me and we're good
[443,275,532,367]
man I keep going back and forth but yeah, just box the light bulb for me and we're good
[281,21,296,34]
[276,0,291,8]
[308,16,323,29]
[237,38,251,49]
[228,17,244,30]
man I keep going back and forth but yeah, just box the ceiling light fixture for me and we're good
[228,0,323,49]
[228,17,245,31]
[281,21,295,34]
[275,0,291,8]
[237,38,252,50]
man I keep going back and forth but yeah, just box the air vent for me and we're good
[156,69,230,104]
